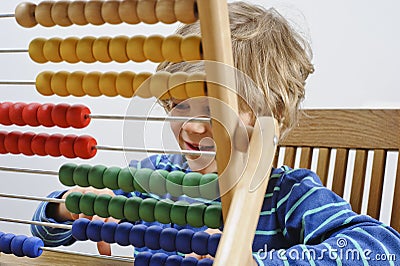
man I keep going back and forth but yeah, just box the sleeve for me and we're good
[31,190,76,247]
[254,168,400,265]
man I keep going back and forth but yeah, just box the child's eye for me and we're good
[173,102,190,111]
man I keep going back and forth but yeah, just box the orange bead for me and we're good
[43,38,63,63]
[85,1,105,25]
[93,37,112,63]
[143,35,164,63]
[99,72,118,97]
[66,71,86,97]
[51,71,70,97]
[116,71,136,98]
[76,37,96,63]
[181,35,202,61]
[109,36,129,63]
[28,38,48,63]
[119,0,140,24]
[15,2,38,28]
[102,0,122,25]
[137,0,158,24]
[68,1,88,25]
[51,1,72,27]
[35,1,56,27]
[35,71,55,96]
[127,35,147,62]
[162,35,183,63]
[60,37,79,63]
[82,72,102,97]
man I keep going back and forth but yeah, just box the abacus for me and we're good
[0,1,278,265]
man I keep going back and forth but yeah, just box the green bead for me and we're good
[133,168,153,193]
[108,195,127,219]
[139,198,157,222]
[73,164,92,187]
[166,171,185,197]
[199,173,219,200]
[148,170,168,196]
[65,191,82,214]
[79,192,97,216]
[124,196,142,222]
[94,194,112,218]
[118,167,136,192]
[88,165,107,189]
[182,172,202,198]
[187,202,206,228]
[170,200,189,226]
[103,167,121,190]
[204,204,222,229]
[154,199,173,224]
[59,163,77,186]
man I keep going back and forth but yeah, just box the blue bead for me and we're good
[207,234,220,257]
[72,218,90,241]
[165,255,183,266]
[181,256,197,266]
[160,227,178,252]
[22,237,44,258]
[115,222,133,246]
[129,224,147,247]
[101,222,118,243]
[197,258,214,266]
[135,251,152,266]
[145,225,162,250]
[0,233,15,254]
[10,235,27,257]
[191,231,209,256]
[86,220,104,242]
[175,229,194,254]
[149,253,168,266]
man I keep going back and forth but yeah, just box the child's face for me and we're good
[168,97,252,173]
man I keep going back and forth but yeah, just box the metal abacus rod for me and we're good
[0,192,64,204]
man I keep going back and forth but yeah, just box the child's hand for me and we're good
[48,187,119,256]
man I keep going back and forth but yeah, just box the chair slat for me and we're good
[350,150,368,213]
[299,147,313,169]
[283,147,296,168]
[332,148,349,197]
[367,150,387,219]
[316,148,331,186]
[390,151,400,232]
[273,148,280,168]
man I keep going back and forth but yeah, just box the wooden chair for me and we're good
[274,109,400,232]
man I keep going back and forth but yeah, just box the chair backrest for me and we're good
[275,109,400,232]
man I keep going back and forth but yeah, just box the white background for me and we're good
[0,0,399,258]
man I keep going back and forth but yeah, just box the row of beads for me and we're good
[0,131,96,159]
[65,192,222,228]
[72,218,220,256]
[16,0,198,28]
[136,252,213,266]
[59,163,219,200]
[0,102,90,129]
[29,35,202,64]
[0,231,44,258]
[35,71,206,99]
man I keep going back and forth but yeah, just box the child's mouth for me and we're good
[185,141,215,151]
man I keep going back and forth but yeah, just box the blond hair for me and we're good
[158,1,314,139]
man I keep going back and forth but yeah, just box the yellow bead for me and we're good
[15,2,38,28]
[66,71,86,97]
[186,72,206,97]
[116,71,136,98]
[109,36,129,63]
[82,72,102,97]
[60,37,79,63]
[51,1,72,27]
[35,1,55,27]
[143,35,164,63]
[155,0,177,24]
[51,71,70,97]
[43,38,63,62]
[119,0,140,24]
[133,72,153,98]
[169,72,188,99]
[76,36,96,63]
[137,0,158,24]
[99,72,118,97]
[35,71,54,96]
[28,38,48,63]
[150,71,171,100]
[181,35,202,61]
[84,1,105,25]
[93,37,112,63]
[175,0,198,24]
[127,36,147,62]
[102,1,122,25]
[68,1,88,26]
[162,35,183,63]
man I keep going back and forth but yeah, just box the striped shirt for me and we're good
[32,154,400,265]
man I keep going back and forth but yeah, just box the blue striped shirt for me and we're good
[32,154,400,265]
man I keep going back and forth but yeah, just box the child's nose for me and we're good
[182,121,208,134]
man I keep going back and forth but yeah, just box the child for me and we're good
[32,1,400,265]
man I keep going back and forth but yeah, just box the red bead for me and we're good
[51,103,70,128]
[66,104,91,129]
[22,103,41,127]
[45,134,63,157]
[9,102,27,126]
[0,131,8,154]
[4,131,22,154]
[31,133,49,156]
[74,135,97,159]
[18,132,36,156]
[37,103,55,127]
[0,102,13,126]
[60,134,77,158]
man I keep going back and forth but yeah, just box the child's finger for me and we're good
[97,241,112,256]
